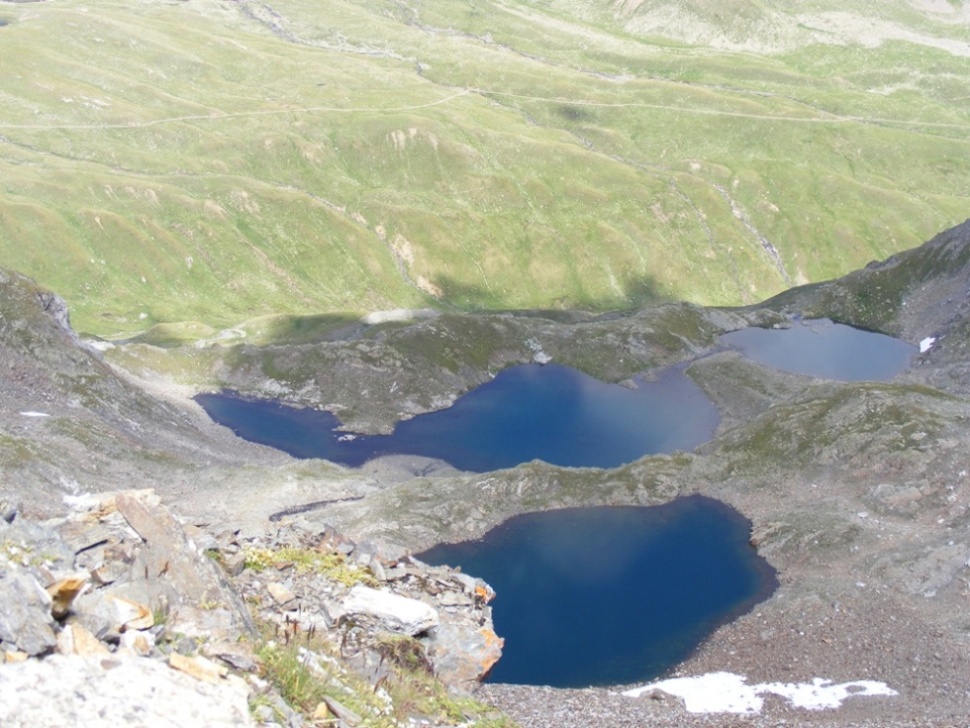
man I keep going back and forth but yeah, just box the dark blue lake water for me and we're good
[417,496,777,688]
[719,318,915,381]
[193,321,906,687]
[195,363,720,472]
[196,320,914,473]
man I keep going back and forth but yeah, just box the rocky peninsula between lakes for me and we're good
[3,221,970,726]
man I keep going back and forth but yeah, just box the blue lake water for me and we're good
[193,320,908,687]
[195,320,915,472]
[718,318,915,381]
[195,363,721,472]
[417,496,777,688]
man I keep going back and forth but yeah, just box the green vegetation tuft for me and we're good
[243,545,379,587]
[370,635,515,726]
[256,630,517,727]
[257,641,334,717]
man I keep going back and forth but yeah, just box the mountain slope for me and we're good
[598,0,970,53]
[1,0,969,335]
[2,216,970,723]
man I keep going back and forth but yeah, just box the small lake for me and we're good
[196,319,915,471]
[195,363,720,472]
[417,496,777,688]
[718,318,915,381]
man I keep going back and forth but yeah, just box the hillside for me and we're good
[3,0,970,724]
[1,0,969,335]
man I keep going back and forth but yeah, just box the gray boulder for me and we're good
[341,585,439,636]
[0,568,56,656]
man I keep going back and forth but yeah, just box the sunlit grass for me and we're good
[0,0,968,336]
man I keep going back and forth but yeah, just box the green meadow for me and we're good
[0,0,968,336]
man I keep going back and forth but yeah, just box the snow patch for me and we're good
[919,336,936,353]
[760,678,897,710]
[622,672,897,714]
[19,411,50,418]
[62,492,100,509]
[58,477,82,496]
[625,672,759,713]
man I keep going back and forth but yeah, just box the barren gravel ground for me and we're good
[477,681,962,728]
[471,531,970,727]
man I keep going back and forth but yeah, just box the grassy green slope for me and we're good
[0,0,968,336]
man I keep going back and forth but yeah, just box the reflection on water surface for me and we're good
[195,363,720,472]
[719,318,915,381]
[418,496,778,687]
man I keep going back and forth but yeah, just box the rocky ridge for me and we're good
[0,489,505,727]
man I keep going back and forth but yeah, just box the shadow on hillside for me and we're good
[429,271,667,313]
[125,313,365,348]
[250,313,371,346]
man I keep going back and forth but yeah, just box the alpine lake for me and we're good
[197,319,916,687]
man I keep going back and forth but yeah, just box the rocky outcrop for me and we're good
[0,568,57,656]
[0,491,254,725]
[342,585,440,635]
[227,522,503,691]
[0,489,503,726]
